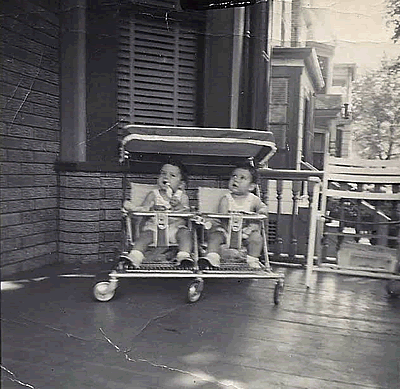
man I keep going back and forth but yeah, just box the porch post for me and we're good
[306,177,321,288]
[248,0,271,130]
[60,0,86,161]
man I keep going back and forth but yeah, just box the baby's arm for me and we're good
[123,191,155,212]
[254,196,268,215]
[218,195,229,214]
[171,191,190,211]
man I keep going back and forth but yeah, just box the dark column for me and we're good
[202,9,236,128]
[249,0,270,130]
[239,1,271,131]
[60,0,86,162]
[86,1,119,162]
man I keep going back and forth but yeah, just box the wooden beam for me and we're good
[325,189,400,200]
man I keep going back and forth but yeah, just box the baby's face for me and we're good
[158,164,182,192]
[228,168,255,196]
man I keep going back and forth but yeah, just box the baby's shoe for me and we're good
[120,249,144,269]
[246,255,262,269]
[175,251,194,269]
[198,252,220,270]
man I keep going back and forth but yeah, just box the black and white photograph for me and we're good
[1,0,400,388]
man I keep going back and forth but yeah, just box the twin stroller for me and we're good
[92,125,285,303]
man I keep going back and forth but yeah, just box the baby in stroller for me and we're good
[199,163,268,270]
[122,159,193,269]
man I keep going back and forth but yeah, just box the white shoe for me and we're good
[246,255,261,269]
[175,251,194,268]
[199,253,221,269]
[127,249,144,268]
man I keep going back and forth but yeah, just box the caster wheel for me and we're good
[273,279,284,305]
[186,278,204,303]
[93,281,116,302]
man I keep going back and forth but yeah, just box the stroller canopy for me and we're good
[121,125,276,173]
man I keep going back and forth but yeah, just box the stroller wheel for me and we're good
[93,281,116,302]
[186,278,204,303]
[273,279,284,305]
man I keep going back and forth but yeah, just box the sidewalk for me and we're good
[2,263,400,389]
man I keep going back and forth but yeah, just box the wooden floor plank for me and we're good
[1,266,400,389]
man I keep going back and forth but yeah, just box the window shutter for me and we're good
[118,11,204,127]
[269,77,289,149]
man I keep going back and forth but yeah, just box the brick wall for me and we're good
[58,172,123,264]
[1,0,60,276]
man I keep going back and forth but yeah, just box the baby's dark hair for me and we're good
[162,157,189,184]
[233,162,258,183]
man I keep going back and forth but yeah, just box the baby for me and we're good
[122,159,193,268]
[200,163,268,269]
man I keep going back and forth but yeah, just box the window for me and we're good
[314,132,325,152]
[269,77,289,149]
[317,55,328,94]
[302,97,314,163]
[313,132,325,170]
[118,8,205,127]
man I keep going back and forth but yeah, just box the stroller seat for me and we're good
[122,182,194,267]
[197,187,269,268]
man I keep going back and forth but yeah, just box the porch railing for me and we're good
[258,169,323,277]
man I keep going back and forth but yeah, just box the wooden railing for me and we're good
[258,169,323,270]
[259,159,400,285]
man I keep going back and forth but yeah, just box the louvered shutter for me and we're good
[118,10,204,127]
[269,77,289,149]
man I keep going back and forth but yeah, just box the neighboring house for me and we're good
[330,63,357,158]
[269,0,355,172]
[268,46,324,170]
[264,0,358,262]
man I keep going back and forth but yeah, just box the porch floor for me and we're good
[1,263,400,389]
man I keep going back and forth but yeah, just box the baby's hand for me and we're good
[169,189,184,209]
[122,200,135,212]
[169,196,181,208]
[258,208,268,216]
[151,205,167,211]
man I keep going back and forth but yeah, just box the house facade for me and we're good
[1,0,276,275]
[1,0,355,275]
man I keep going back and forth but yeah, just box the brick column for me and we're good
[58,171,124,264]
[59,172,101,263]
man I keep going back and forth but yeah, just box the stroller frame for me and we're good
[93,125,285,304]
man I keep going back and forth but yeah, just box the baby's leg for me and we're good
[176,227,192,253]
[175,227,194,267]
[246,231,263,268]
[134,230,154,252]
[207,230,225,253]
[127,230,154,267]
[199,230,225,268]
[246,231,263,258]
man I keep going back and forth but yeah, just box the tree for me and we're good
[387,0,400,42]
[351,59,400,160]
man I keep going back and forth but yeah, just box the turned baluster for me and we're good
[275,180,283,261]
[289,180,301,261]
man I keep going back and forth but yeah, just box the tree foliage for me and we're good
[351,59,400,160]
[387,0,400,42]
